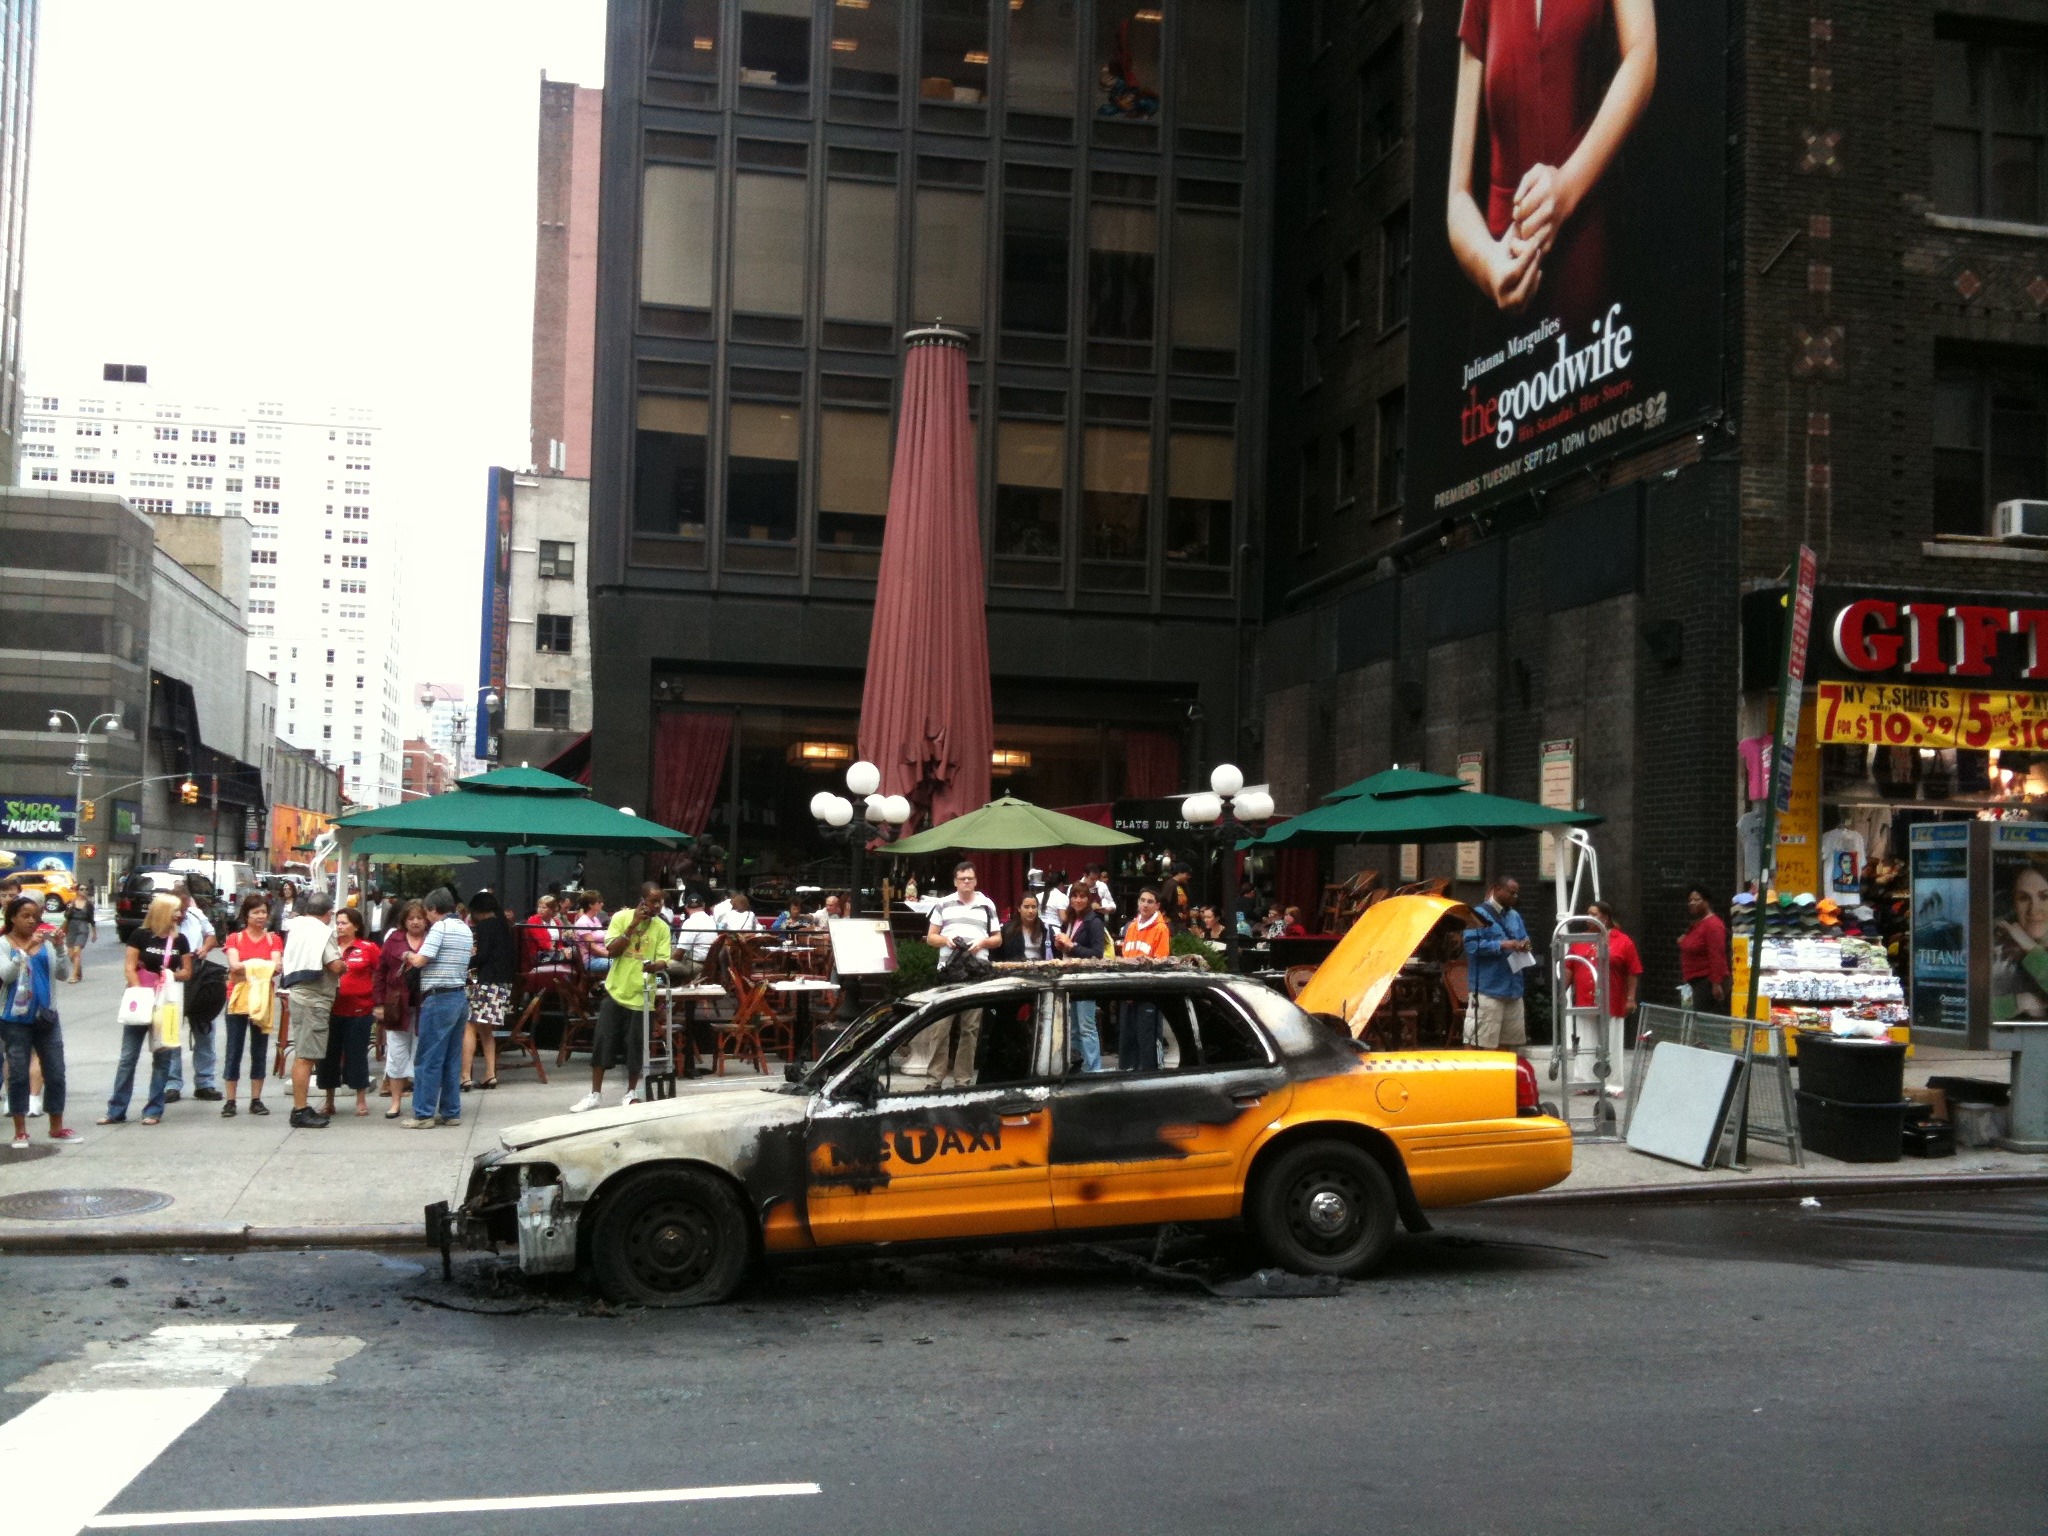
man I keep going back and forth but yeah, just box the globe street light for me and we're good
[1181,764,1275,971]
[47,709,123,881]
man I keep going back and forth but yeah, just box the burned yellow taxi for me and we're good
[442,963,1571,1306]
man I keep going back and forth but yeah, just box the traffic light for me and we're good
[179,779,200,805]
[81,845,97,860]
[80,799,95,822]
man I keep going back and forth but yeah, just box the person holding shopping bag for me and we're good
[102,894,192,1125]
[3,895,78,1149]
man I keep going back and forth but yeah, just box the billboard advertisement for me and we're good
[1908,824,1970,1035]
[1408,0,1727,515]
[476,467,516,763]
[1,794,77,840]
[1991,821,2048,1023]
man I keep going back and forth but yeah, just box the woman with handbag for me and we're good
[3,895,78,1149]
[375,901,427,1120]
[102,894,191,1126]
[220,896,283,1118]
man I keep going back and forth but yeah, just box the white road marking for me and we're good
[84,1483,825,1527]
[2,1386,228,1536]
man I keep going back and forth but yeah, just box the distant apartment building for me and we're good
[17,365,405,804]
[533,74,602,478]
[400,736,454,799]
[0,2,38,484]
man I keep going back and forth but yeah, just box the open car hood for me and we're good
[1293,894,1474,1037]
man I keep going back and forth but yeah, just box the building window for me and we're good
[649,0,720,79]
[537,540,575,580]
[1301,279,1322,390]
[726,401,800,545]
[1376,389,1407,512]
[70,469,116,485]
[533,688,573,731]
[1359,32,1404,170]
[1007,0,1074,123]
[732,169,810,319]
[1298,439,1320,549]
[634,394,710,542]
[1165,432,1234,583]
[1175,0,1246,132]
[823,173,899,326]
[153,426,178,441]
[1933,350,2048,536]
[29,466,57,482]
[913,180,986,328]
[1309,110,1331,216]
[229,430,245,445]
[1934,29,2047,223]
[1337,427,1358,507]
[254,500,279,516]
[191,429,216,444]
[816,407,892,567]
[21,442,52,458]
[1093,3,1164,123]
[641,164,716,312]
[1170,207,1242,370]
[1002,179,1073,338]
[1380,206,1410,327]
[252,549,277,564]
[253,474,279,489]
[830,0,900,100]
[1080,408,1152,591]
[919,0,990,111]
[186,476,213,490]
[1340,252,1364,332]
[994,417,1066,586]
[1087,174,1158,359]
[738,0,810,89]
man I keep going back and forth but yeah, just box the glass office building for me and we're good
[0,0,37,483]
[589,1,1276,882]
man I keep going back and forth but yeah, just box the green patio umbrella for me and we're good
[1242,781,1600,849]
[886,795,1143,855]
[351,834,554,865]
[1318,767,1468,802]
[333,768,688,852]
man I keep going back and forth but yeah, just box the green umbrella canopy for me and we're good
[887,795,1144,855]
[350,834,554,865]
[1243,784,1600,848]
[335,777,686,852]
[1320,767,1468,802]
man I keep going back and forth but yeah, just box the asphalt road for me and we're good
[4,1190,2043,1535]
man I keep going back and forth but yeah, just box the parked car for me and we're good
[169,857,259,910]
[441,964,1572,1307]
[113,867,226,942]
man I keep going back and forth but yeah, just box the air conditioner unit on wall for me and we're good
[1992,498,2048,538]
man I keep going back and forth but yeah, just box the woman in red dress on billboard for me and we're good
[1447,0,1658,321]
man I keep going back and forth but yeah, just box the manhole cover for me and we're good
[0,1188,175,1221]
[0,1144,59,1165]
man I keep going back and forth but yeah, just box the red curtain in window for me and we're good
[1125,730,1181,800]
[651,711,733,836]
[1275,847,1324,932]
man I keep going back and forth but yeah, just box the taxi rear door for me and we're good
[1049,985,1291,1230]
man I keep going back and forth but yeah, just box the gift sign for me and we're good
[1815,681,2048,750]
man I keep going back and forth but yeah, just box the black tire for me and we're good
[588,1168,754,1308]
[1249,1140,1398,1279]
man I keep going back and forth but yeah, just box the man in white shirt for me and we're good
[1042,873,1071,928]
[675,896,719,969]
[711,892,735,922]
[1084,862,1117,918]
[166,882,223,1103]
[715,892,760,933]
[913,862,1002,1085]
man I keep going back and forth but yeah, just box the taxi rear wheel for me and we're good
[1250,1140,1397,1278]
[589,1168,753,1307]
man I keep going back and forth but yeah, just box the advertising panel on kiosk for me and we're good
[1407,0,1728,516]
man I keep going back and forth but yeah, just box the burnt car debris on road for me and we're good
[441,962,1573,1306]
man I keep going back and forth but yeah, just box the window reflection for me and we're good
[831,0,900,97]
[818,408,892,554]
[635,395,709,537]
[733,173,808,317]
[1166,433,1232,569]
[995,419,1066,565]
[824,179,899,323]
[1087,185,1156,345]
[1082,422,1151,573]
[649,0,720,79]
[1175,0,1244,128]
[739,1,810,87]
[640,165,716,310]
[1170,210,1241,361]
[913,187,985,327]
[1002,190,1070,335]
[728,403,800,544]
[1007,0,1075,120]
[920,0,990,106]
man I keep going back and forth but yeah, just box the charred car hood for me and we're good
[496,1079,804,1154]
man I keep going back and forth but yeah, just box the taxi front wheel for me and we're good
[1250,1141,1397,1278]
[589,1168,753,1307]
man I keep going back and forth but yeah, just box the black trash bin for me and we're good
[1796,1033,1907,1103]
[1795,1091,1910,1163]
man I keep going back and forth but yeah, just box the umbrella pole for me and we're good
[496,848,508,901]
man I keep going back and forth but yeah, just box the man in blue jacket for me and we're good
[1463,876,1532,1054]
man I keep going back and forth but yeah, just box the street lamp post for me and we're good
[812,761,911,1026]
[46,709,123,885]
[1180,763,1275,973]
[417,685,501,780]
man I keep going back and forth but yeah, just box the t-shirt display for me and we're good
[1820,825,1867,904]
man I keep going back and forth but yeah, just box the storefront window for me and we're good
[1170,209,1241,370]
[824,178,899,324]
[831,0,900,99]
[1087,182,1157,358]
[1166,432,1233,582]
[634,395,709,538]
[995,419,1066,587]
[1081,419,1151,590]
[739,0,810,88]
[919,0,990,110]
[640,165,715,310]
[732,171,808,318]
[817,408,892,572]
[913,183,985,329]
[1093,3,1163,125]
[727,402,801,547]
[648,0,720,80]
[1175,0,1245,130]
[1002,187,1071,338]
[1007,0,1076,128]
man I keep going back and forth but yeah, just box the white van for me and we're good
[170,858,259,906]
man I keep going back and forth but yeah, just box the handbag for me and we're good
[149,978,186,1053]
[117,987,156,1027]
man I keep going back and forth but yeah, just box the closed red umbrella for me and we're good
[859,326,992,829]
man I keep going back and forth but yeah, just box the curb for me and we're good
[1494,1169,2048,1209]
[0,1221,430,1256]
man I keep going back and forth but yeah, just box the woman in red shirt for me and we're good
[1447,0,1659,322]
[317,908,382,1118]
[1567,899,1644,1093]
[1678,886,1730,1009]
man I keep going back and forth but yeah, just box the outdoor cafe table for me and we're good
[770,978,839,1064]
[661,982,728,1074]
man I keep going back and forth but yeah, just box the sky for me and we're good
[22,0,607,713]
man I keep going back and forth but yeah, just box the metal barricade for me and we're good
[1624,1003,1803,1169]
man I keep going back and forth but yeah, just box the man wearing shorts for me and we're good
[572,883,672,1113]
[1463,876,1532,1054]
[281,892,344,1129]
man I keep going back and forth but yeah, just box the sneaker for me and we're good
[619,1090,640,1108]
[194,1087,223,1102]
[288,1108,331,1129]
[248,1098,270,1116]
[569,1092,602,1113]
[434,1115,458,1127]
[220,1101,238,1118]
[163,1089,182,1104]
[49,1127,83,1143]
[400,1117,437,1129]
[8,1133,27,1151]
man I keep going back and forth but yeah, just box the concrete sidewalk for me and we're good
[2,952,2041,1249]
